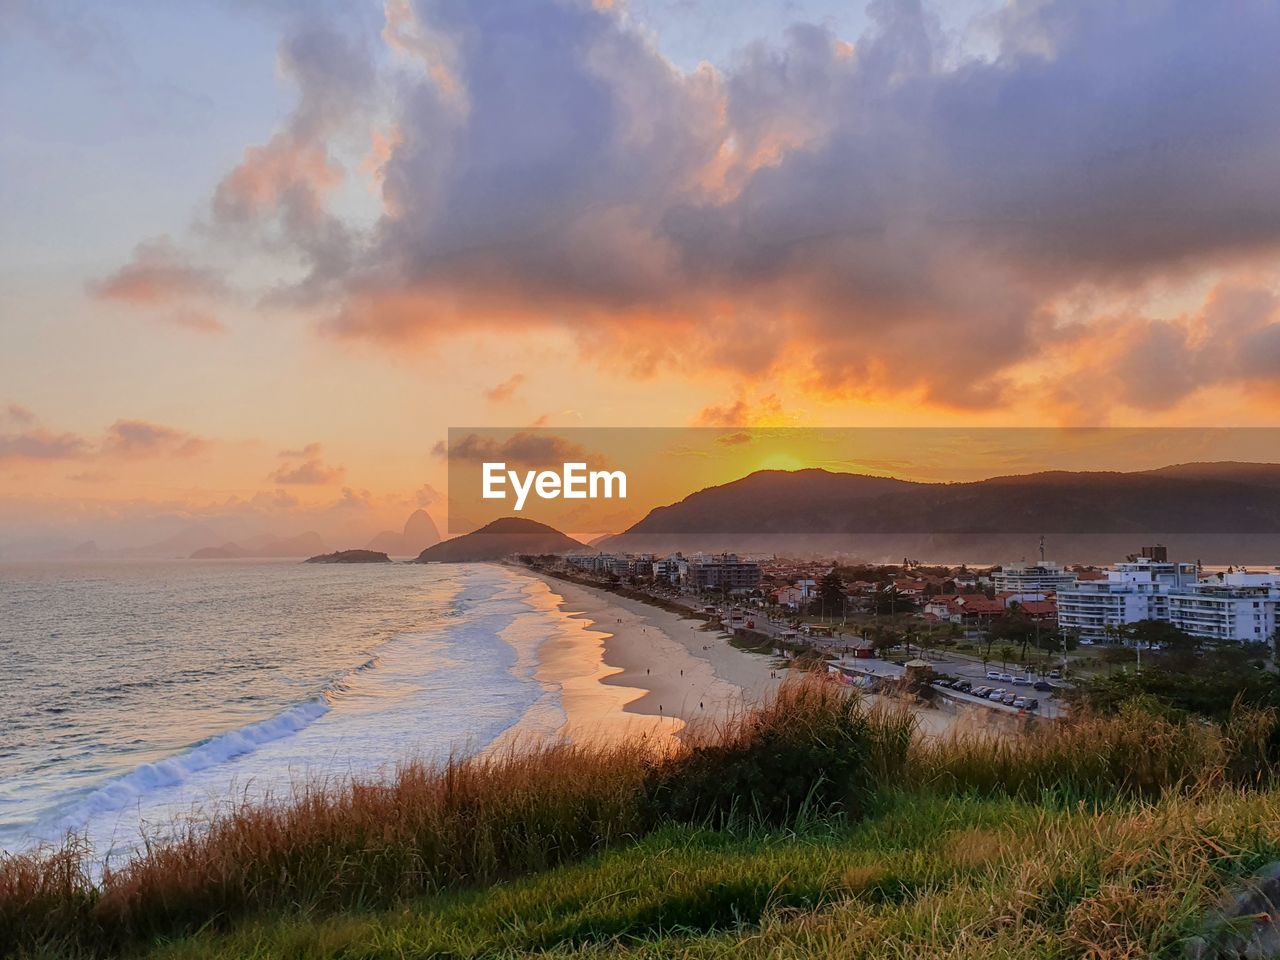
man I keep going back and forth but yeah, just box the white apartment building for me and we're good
[1059,549,1280,644]
[652,555,688,585]
[565,553,627,575]
[1057,555,1198,641]
[991,561,1078,594]
[1167,572,1280,643]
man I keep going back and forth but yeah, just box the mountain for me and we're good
[602,462,1280,563]
[122,524,223,558]
[415,517,585,563]
[305,550,392,564]
[188,531,326,559]
[0,535,100,560]
[621,469,917,536]
[366,509,441,557]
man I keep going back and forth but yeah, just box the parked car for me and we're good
[1012,696,1027,709]
[954,680,973,693]
[1024,698,1040,711]
[1048,670,1062,679]
[973,686,990,697]
[999,673,1014,683]
[988,689,1006,702]
[1001,693,1018,706]
[1012,676,1030,685]
[986,670,1001,680]
[1033,680,1053,692]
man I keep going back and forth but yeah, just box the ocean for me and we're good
[0,560,572,859]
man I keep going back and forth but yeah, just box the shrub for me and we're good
[0,679,889,958]
[643,682,883,827]
[909,700,1279,802]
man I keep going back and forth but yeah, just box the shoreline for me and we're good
[515,566,1000,743]
[518,568,785,740]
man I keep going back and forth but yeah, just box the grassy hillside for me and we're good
[150,790,1280,959]
[5,684,1280,959]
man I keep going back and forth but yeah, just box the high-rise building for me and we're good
[686,554,762,592]
[1057,550,1280,644]
[991,561,1077,594]
[1167,572,1279,643]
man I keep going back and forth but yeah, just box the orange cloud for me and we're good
[1,411,209,464]
[103,420,206,459]
[270,443,345,485]
[0,429,91,462]
[88,238,228,333]
[484,374,525,403]
[213,134,343,225]
[696,394,786,427]
[433,431,592,466]
[5,404,35,426]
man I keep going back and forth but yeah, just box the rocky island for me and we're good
[304,550,393,564]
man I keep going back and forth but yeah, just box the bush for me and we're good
[643,683,882,827]
[0,679,894,958]
[909,700,1279,802]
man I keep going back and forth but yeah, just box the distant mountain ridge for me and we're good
[189,531,326,559]
[416,517,584,563]
[602,462,1280,563]
[366,509,441,557]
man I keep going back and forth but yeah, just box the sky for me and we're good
[2,0,1280,551]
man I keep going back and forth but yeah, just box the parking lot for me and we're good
[703,603,1068,719]
[918,654,1068,718]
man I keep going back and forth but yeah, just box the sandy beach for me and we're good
[520,570,785,743]
[518,568,1003,745]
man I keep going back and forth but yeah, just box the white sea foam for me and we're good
[2,562,576,861]
[38,697,331,842]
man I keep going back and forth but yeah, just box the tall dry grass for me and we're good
[0,680,890,957]
[645,680,914,827]
[3,681,1277,958]
[908,699,1279,802]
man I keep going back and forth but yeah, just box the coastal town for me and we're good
[530,543,1280,723]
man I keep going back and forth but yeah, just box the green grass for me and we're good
[7,684,1280,959]
[144,789,1280,959]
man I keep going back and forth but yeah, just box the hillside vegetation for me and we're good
[5,683,1280,959]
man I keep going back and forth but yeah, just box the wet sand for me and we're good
[522,571,785,741]
[518,568,990,746]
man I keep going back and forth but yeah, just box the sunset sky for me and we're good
[3,0,1280,551]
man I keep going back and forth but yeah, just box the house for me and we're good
[923,594,960,619]
[1012,599,1058,622]
[946,595,1007,624]
[774,586,807,609]
[892,579,927,600]
[995,589,1049,608]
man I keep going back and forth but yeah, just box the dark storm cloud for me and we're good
[434,432,593,466]
[316,0,1280,410]
[97,0,1280,414]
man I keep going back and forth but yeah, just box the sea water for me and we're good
[0,560,568,860]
